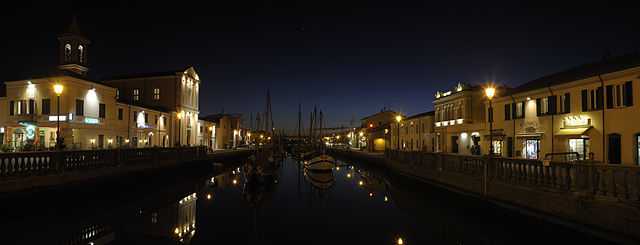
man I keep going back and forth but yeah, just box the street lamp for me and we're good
[53,83,64,150]
[485,85,496,155]
[177,111,184,146]
[395,115,402,151]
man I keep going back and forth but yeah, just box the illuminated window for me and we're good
[133,89,140,101]
[116,89,120,100]
[569,138,590,160]
[492,140,502,155]
[78,45,84,63]
[153,88,160,100]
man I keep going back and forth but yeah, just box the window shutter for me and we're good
[624,81,633,106]
[519,102,525,118]
[596,87,604,110]
[9,101,14,116]
[564,93,571,113]
[581,89,588,111]
[20,101,26,115]
[548,95,557,114]
[535,98,541,116]
[28,99,35,115]
[504,104,511,120]
[606,85,614,109]
[99,104,106,118]
[511,103,516,119]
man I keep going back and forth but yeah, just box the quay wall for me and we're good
[329,149,640,244]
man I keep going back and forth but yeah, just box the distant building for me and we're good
[201,113,242,149]
[360,109,398,152]
[390,111,435,152]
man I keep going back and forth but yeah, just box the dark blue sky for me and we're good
[2,1,639,133]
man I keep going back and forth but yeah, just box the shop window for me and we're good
[492,140,502,155]
[523,139,539,160]
[569,138,590,160]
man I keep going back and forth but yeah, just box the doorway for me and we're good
[451,136,459,153]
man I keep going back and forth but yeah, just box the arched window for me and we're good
[64,43,71,60]
[78,45,84,63]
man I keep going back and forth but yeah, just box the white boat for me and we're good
[305,154,336,172]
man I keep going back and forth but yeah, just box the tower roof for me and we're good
[59,16,89,42]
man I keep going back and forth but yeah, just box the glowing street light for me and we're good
[54,83,64,150]
[485,84,496,155]
[395,115,402,151]
[177,111,184,146]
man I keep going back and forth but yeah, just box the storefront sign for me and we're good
[84,117,99,124]
[563,115,590,128]
[48,115,67,121]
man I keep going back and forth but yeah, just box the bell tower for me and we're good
[57,17,91,76]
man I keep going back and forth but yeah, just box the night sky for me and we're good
[2,2,639,132]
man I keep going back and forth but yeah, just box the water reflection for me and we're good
[0,155,617,245]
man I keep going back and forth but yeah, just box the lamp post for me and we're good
[395,115,402,151]
[485,86,496,155]
[177,111,184,146]
[53,83,64,150]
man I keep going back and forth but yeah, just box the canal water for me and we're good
[0,156,616,244]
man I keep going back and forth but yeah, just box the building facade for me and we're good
[201,113,242,149]
[433,83,490,155]
[0,20,207,151]
[360,110,398,152]
[490,55,640,165]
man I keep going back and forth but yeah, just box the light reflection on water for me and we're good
[0,157,616,245]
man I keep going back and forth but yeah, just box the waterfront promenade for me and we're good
[0,147,253,193]
[329,148,640,244]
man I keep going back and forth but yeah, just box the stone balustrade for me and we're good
[0,146,208,179]
[385,150,640,203]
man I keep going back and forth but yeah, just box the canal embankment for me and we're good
[329,148,640,244]
[0,147,253,193]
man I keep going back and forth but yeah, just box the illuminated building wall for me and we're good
[491,61,640,165]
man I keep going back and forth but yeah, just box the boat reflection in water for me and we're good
[303,163,335,190]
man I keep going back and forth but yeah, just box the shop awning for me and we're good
[555,126,593,136]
